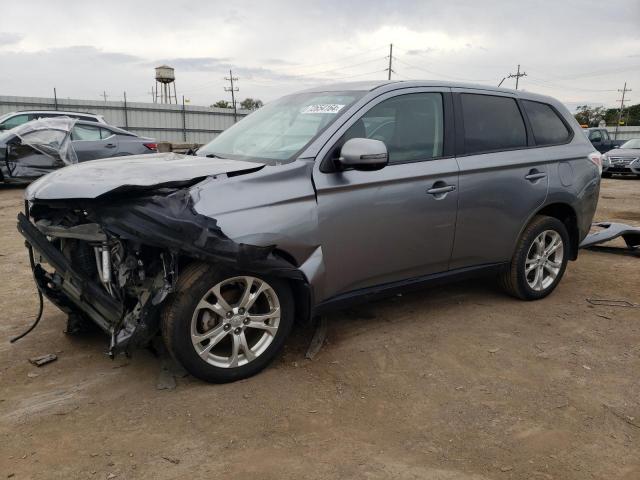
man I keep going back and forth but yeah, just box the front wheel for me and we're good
[499,215,569,300]
[161,263,294,383]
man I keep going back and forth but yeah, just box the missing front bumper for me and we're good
[16,212,144,354]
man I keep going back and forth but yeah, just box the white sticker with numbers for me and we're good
[300,104,345,114]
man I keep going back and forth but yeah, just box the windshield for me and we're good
[620,138,640,149]
[197,91,364,164]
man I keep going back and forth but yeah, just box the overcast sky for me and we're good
[0,0,638,111]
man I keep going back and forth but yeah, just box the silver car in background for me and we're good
[18,81,601,383]
[602,138,640,178]
[1,117,157,183]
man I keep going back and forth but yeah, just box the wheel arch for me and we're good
[271,248,313,326]
[531,202,580,260]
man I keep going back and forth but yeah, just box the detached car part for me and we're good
[580,222,640,251]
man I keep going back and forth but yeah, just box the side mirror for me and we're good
[0,124,7,131]
[336,138,388,171]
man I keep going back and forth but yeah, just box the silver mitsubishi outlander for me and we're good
[18,81,601,383]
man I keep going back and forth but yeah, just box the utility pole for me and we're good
[53,87,58,110]
[387,43,394,80]
[224,69,239,123]
[181,95,187,142]
[101,91,109,103]
[507,64,527,90]
[123,91,129,129]
[614,81,631,140]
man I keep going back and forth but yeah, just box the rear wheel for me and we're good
[499,215,569,300]
[161,263,294,383]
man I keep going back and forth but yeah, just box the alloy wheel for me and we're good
[190,276,281,368]
[525,230,564,292]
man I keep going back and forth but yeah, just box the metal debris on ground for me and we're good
[28,353,57,367]
[586,298,639,308]
[161,455,180,465]
[305,317,328,360]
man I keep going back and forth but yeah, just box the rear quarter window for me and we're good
[522,100,572,146]
[100,128,115,139]
[460,94,527,154]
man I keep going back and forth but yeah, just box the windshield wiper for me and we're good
[205,153,227,159]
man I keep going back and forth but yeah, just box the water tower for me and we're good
[154,65,177,104]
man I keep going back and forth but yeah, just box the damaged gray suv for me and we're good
[18,81,601,383]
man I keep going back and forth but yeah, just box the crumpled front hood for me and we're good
[25,152,264,201]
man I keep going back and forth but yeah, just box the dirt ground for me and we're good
[0,178,639,480]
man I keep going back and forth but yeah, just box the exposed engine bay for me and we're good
[18,183,306,357]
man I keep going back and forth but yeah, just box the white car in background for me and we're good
[0,110,107,131]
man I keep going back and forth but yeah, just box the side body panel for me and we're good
[449,88,549,269]
[192,159,321,274]
[73,137,118,161]
[116,135,150,156]
[311,87,458,301]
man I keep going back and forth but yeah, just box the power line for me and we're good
[525,77,617,93]
[542,64,640,82]
[393,57,495,82]
[290,56,386,79]
[265,45,388,71]
[224,70,239,123]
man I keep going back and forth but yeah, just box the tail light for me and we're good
[143,143,157,151]
[588,151,602,175]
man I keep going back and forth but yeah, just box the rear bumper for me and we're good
[17,212,123,334]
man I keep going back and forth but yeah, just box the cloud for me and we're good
[0,0,637,107]
[406,48,437,56]
[153,57,233,72]
[0,32,22,46]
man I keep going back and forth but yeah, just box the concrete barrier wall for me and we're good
[0,95,248,144]
[605,126,640,141]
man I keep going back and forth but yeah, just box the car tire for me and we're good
[499,215,570,301]
[161,262,294,383]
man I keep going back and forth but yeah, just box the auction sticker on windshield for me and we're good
[300,104,345,114]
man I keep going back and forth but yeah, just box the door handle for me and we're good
[427,185,456,195]
[105,143,116,148]
[525,171,546,182]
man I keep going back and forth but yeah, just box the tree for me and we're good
[603,104,640,126]
[211,100,231,109]
[574,105,606,127]
[239,98,264,110]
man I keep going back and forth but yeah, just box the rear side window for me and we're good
[342,92,444,164]
[100,128,114,139]
[461,94,527,154]
[72,124,101,141]
[522,100,571,145]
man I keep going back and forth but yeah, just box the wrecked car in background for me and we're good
[17,81,601,383]
[0,117,157,184]
[602,138,640,178]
